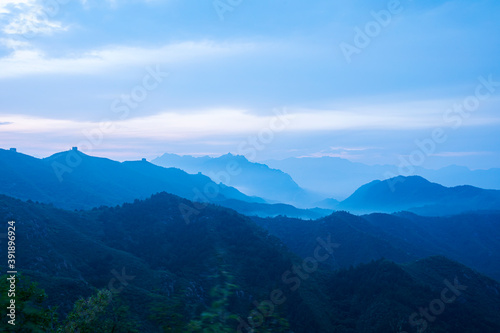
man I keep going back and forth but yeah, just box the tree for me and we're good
[62,289,139,333]
[185,271,240,333]
[0,274,58,332]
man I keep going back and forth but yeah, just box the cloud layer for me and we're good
[0,0,499,168]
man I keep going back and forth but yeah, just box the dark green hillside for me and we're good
[1,193,500,332]
[364,211,500,281]
[0,193,329,332]
[219,199,330,220]
[255,210,500,281]
[323,257,500,333]
[252,212,417,269]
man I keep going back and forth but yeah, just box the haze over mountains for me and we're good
[2,190,500,332]
[152,152,500,207]
[1,147,500,331]
[0,148,329,219]
[0,148,260,208]
[337,176,500,216]
[152,151,500,216]
[2,0,499,330]
[152,153,324,208]
[265,156,500,200]
[2,148,499,219]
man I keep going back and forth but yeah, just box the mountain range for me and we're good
[253,210,500,281]
[336,175,500,215]
[0,148,329,219]
[152,153,324,208]
[2,148,499,220]
[152,153,500,214]
[265,156,500,200]
[1,192,500,332]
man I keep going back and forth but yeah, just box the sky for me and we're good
[0,0,499,169]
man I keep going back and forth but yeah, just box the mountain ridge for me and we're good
[152,152,324,207]
[337,175,500,215]
[2,192,500,332]
[265,156,500,199]
[0,148,331,219]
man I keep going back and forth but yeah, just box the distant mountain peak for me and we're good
[218,152,248,161]
[152,152,323,207]
[337,175,500,216]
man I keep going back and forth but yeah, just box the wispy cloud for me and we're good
[0,37,29,49]
[3,12,67,36]
[329,146,378,152]
[431,151,493,157]
[0,40,257,78]
[0,0,67,37]
[299,152,365,159]
[0,0,35,14]
[3,106,497,140]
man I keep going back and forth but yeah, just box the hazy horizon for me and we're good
[3,146,500,172]
[1,0,500,169]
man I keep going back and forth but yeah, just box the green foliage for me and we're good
[0,278,139,333]
[185,269,240,332]
[184,263,292,333]
[0,274,58,332]
[62,289,112,333]
[148,297,186,332]
[2,194,500,332]
[61,289,139,333]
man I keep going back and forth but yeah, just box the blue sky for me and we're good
[0,0,499,169]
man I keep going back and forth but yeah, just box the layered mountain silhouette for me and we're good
[1,193,500,332]
[266,156,500,200]
[0,148,330,219]
[253,210,500,281]
[337,175,500,215]
[152,153,323,207]
[2,149,498,219]
[0,148,259,209]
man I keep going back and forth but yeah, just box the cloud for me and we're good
[298,151,365,159]
[3,12,67,36]
[0,40,257,78]
[0,37,29,49]
[0,0,68,37]
[329,146,377,152]
[431,151,493,157]
[0,0,35,14]
[0,121,13,125]
[3,106,498,142]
